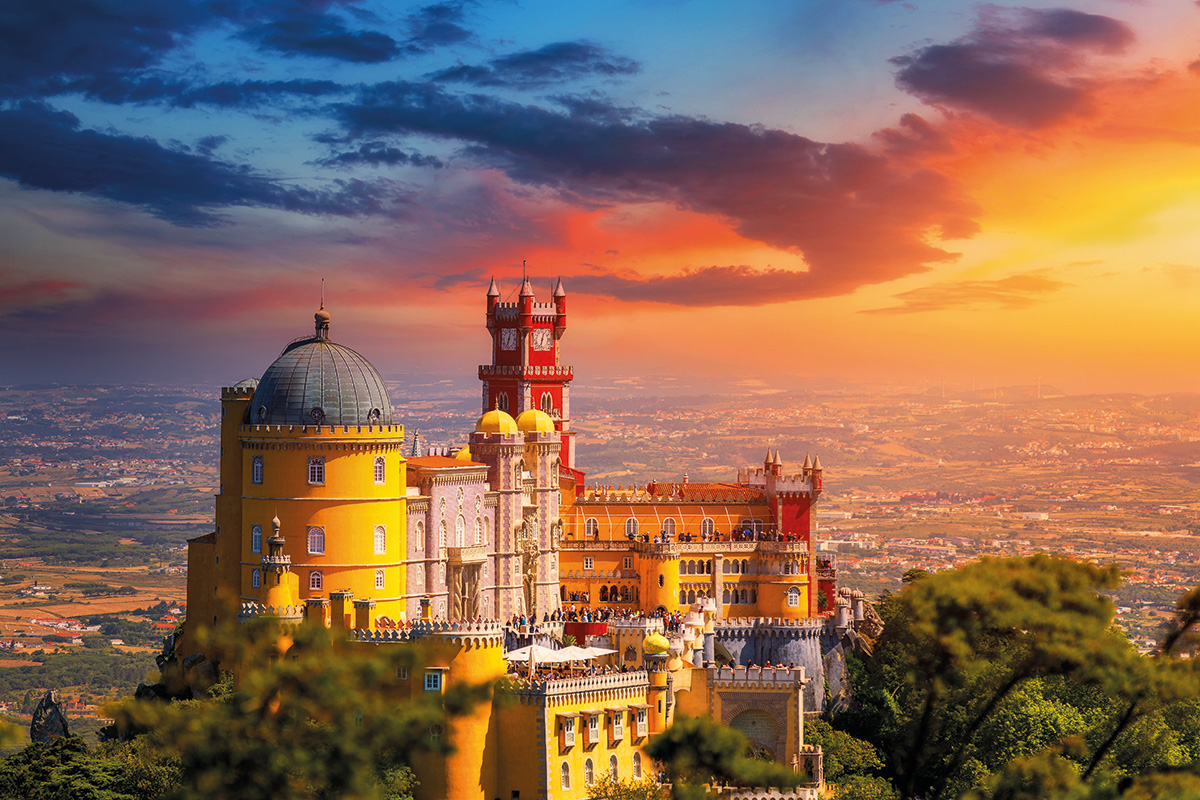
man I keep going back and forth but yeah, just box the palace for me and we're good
[182,279,860,800]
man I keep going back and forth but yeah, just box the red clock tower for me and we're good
[480,276,576,468]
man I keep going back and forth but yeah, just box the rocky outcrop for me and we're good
[29,689,69,743]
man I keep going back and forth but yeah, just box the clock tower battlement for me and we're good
[481,277,575,469]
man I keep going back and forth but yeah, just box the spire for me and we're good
[487,277,500,297]
[411,430,422,457]
[553,277,566,298]
[812,455,822,471]
[802,454,811,470]
[314,299,330,339]
[519,275,535,297]
[773,450,782,466]
[764,449,772,466]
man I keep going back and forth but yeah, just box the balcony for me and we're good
[446,545,487,565]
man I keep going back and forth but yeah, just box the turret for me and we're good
[553,278,567,335]
[486,276,500,314]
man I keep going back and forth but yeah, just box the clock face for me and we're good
[500,328,518,350]
[531,328,553,351]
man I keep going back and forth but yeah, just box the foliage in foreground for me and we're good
[836,554,1200,800]
[646,714,800,800]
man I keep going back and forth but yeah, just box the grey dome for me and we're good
[249,337,393,426]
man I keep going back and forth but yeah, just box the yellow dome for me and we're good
[643,631,670,655]
[516,408,556,434]
[454,445,472,461]
[476,409,518,434]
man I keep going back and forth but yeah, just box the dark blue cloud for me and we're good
[243,12,399,62]
[0,102,400,225]
[47,75,344,107]
[891,7,1134,128]
[401,2,474,54]
[335,82,979,298]
[430,41,639,88]
[317,141,443,168]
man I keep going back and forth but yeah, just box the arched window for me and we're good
[625,518,639,538]
[722,588,730,604]
[251,455,263,484]
[730,559,739,574]
[309,571,323,591]
[741,588,749,605]
[706,560,712,574]
[599,586,609,602]
[662,518,676,537]
[609,754,618,779]
[474,516,482,545]
[633,752,642,779]
[308,456,325,484]
[374,525,386,555]
[700,517,714,537]
[679,590,687,605]
[687,589,696,604]
[250,524,262,554]
[585,518,599,538]
[750,588,758,604]
[439,521,447,548]
[251,568,261,588]
[307,526,325,554]
[414,520,424,552]
[375,569,385,590]
[514,463,523,488]
[541,393,553,413]
[455,515,465,547]
[741,559,749,574]
[373,456,386,485]
[584,759,594,787]
[787,587,801,607]
[609,584,618,601]
[483,516,490,546]
[497,393,509,412]
[561,762,570,790]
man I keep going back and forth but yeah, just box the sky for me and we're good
[4,0,1200,395]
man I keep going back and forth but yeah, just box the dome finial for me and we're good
[314,280,331,338]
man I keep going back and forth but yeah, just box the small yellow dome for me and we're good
[476,408,518,434]
[643,631,670,655]
[454,445,472,461]
[516,408,556,433]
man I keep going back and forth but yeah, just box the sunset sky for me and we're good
[4,0,1200,394]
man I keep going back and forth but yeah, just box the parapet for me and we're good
[354,618,506,647]
[503,669,650,700]
[238,602,304,621]
[709,663,807,687]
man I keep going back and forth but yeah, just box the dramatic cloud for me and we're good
[864,272,1070,314]
[244,12,399,62]
[430,41,639,88]
[401,2,475,54]
[0,103,401,225]
[335,82,979,298]
[892,7,1134,128]
[317,141,443,168]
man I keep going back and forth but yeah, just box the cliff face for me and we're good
[29,689,69,744]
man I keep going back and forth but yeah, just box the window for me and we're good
[374,525,386,555]
[414,520,424,552]
[584,759,594,787]
[560,762,570,790]
[307,526,325,554]
[625,518,638,537]
[309,571,323,591]
[439,521,447,548]
[498,393,509,412]
[455,515,465,547]
[585,518,599,538]
[787,587,801,607]
[251,524,262,554]
[251,568,261,588]
[395,666,408,680]
[612,710,623,739]
[636,709,648,737]
[541,393,553,413]
[583,556,594,571]
[563,716,576,747]
[701,517,715,537]
[483,517,490,546]
[623,556,633,570]
[373,456,386,484]
[609,755,618,779]
[474,517,482,546]
[375,569,385,590]
[251,455,263,484]
[308,456,325,484]
[633,752,642,779]
[424,671,443,692]
[662,518,676,537]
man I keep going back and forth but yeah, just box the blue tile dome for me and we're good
[248,306,393,426]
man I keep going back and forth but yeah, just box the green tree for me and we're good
[110,619,489,800]
[644,715,800,800]
[587,775,668,800]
